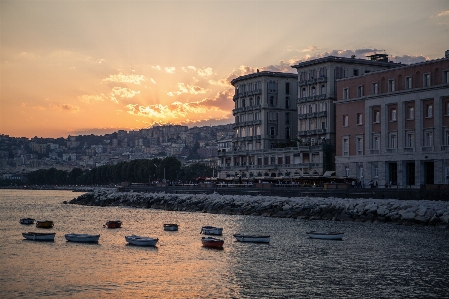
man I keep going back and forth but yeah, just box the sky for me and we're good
[1,0,448,139]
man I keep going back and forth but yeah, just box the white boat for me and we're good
[200,226,223,235]
[306,231,344,240]
[233,234,270,243]
[163,224,179,231]
[125,235,159,246]
[22,232,55,241]
[65,233,100,243]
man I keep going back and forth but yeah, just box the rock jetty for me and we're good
[69,189,449,227]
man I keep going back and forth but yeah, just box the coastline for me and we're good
[69,189,449,228]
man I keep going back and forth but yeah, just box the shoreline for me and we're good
[68,189,449,228]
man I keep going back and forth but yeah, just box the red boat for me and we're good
[201,237,224,249]
[104,220,122,229]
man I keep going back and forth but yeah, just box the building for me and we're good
[291,54,401,176]
[335,56,449,187]
[217,71,299,180]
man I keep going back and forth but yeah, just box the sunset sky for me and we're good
[1,0,448,138]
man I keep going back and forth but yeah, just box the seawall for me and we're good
[68,189,449,227]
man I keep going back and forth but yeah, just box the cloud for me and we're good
[165,67,176,74]
[125,89,233,124]
[166,83,207,96]
[152,65,161,70]
[150,78,156,84]
[78,94,105,104]
[102,73,146,84]
[109,87,140,104]
[437,10,449,17]
[389,55,428,64]
[50,103,80,113]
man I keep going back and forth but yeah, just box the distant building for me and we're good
[335,55,449,186]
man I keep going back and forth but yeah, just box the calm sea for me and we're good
[1,189,448,299]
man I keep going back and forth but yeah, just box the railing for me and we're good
[386,148,397,153]
[422,146,434,152]
[370,149,380,154]
[403,147,414,152]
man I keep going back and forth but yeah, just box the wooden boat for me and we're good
[104,220,122,229]
[35,220,54,228]
[200,226,223,235]
[233,234,270,243]
[22,232,55,241]
[65,233,100,243]
[201,237,224,248]
[125,235,159,246]
[19,218,35,225]
[163,223,179,231]
[306,231,344,240]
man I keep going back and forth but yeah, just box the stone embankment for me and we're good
[69,189,449,227]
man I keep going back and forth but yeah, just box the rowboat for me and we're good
[36,220,54,228]
[201,237,224,248]
[200,226,223,235]
[163,223,179,231]
[22,232,55,241]
[233,234,270,243]
[306,231,344,240]
[20,218,35,225]
[104,220,122,229]
[65,233,100,243]
[125,235,159,246]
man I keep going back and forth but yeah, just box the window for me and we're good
[444,70,449,84]
[388,80,395,92]
[446,130,449,145]
[345,167,349,177]
[270,126,275,136]
[311,86,316,96]
[343,88,349,100]
[278,157,283,165]
[425,131,433,146]
[373,135,380,150]
[302,88,306,97]
[285,98,290,109]
[356,137,363,155]
[357,86,364,97]
[285,112,290,125]
[343,115,349,127]
[405,76,412,89]
[285,156,291,164]
[285,127,290,139]
[374,167,379,178]
[445,102,449,116]
[391,109,397,121]
[242,99,245,108]
[372,82,378,95]
[374,110,380,123]
[353,69,359,76]
[285,82,290,94]
[269,96,275,106]
[406,132,415,148]
[256,96,260,105]
[357,113,363,125]
[321,85,326,95]
[424,73,431,87]
[408,106,415,120]
[343,138,349,156]
[427,104,433,118]
[389,133,397,149]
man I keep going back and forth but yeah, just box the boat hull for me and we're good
[163,224,179,231]
[105,221,122,229]
[20,218,35,225]
[306,231,344,240]
[22,232,55,241]
[125,235,158,246]
[233,234,270,243]
[36,220,54,228]
[201,237,224,248]
[65,234,100,243]
[200,226,223,235]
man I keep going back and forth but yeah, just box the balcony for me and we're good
[441,145,449,151]
[317,76,327,83]
[298,114,307,120]
[316,129,327,134]
[403,147,414,153]
[298,80,308,86]
[316,111,327,117]
[422,146,434,152]
[386,148,397,154]
[306,112,317,118]
[370,149,380,154]
[298,131,307,136]
[306,130,316,135]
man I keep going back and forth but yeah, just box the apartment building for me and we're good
[335,56,449,187]
[217,71,299,179]
[291,54,400,176]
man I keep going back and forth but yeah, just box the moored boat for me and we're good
[201,237,224,248]
[306,231,344,240]
[125,235,158,246]
[163,223,179,231]
[104,220,122,228]
[36,220,54,228]
[65,233,100,243]
[233,234,270,243]
[20,218,35,225]
[22,232,55,241]
[200,226,223,235]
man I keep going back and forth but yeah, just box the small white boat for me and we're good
[200,226,223,235]
[163,224,179,231]
[125,235,159,246]
[20,218,35,225]
[22,232,55,241]
[65,233,100,243]
[233,234,270,243]
[306,231,344,240]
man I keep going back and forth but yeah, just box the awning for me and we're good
[323,171,336,177]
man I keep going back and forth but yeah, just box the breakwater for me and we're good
[69,189,449,227]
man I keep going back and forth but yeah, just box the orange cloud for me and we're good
[50,103,80,113]
[167,83,207,96]
[102,73,146,84]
